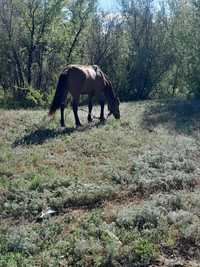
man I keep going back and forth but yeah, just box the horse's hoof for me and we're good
[60,119,65,126]
[100,117,106,122]
[87,115,93,123]
[76,124,82,128]
[59,126,66,132]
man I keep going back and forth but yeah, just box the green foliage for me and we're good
[0,0,96,107]
[2,0,200,104]
[129,239,155,266]
[25,86,45,107]
[29,175,43,190]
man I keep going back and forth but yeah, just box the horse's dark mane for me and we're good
[100,71,116,103]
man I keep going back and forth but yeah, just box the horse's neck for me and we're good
[105,85,115,102]
[97,69,115,101]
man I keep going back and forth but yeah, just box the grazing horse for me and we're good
[49,64,120,127]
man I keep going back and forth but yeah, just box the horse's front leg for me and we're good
[72,99,82,127]
[60,103,65,127]
[88,97,93,123]
[99,100,105,122]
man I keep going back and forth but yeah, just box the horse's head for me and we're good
[102,73,120,119]
[108,97,120,119]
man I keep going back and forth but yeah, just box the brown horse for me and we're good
[49,65,120,127]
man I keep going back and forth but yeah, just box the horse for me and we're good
[48,64,120,127]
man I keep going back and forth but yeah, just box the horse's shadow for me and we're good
[13,120,105,147]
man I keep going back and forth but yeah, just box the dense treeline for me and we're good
[1,0,200,106]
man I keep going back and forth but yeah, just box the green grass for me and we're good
[1,100,200,266]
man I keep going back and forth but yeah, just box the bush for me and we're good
[116,205,166,230]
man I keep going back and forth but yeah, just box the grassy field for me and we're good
[1,100,200,267]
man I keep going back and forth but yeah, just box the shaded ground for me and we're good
[0,101,200,267]
[142,99,200,136]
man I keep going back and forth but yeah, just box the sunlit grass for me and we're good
[1,100,200,266]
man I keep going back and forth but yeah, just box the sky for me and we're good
[98,0,119,11]
[98,0,160,12]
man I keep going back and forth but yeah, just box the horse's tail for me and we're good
[48,70,69,116]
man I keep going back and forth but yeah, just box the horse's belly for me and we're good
[81,79,95,94]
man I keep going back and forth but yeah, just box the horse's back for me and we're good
[64,65,105,97]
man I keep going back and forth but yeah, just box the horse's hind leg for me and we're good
[60,89,68,127]
[72,99,82,127]
[88,97,93,123]
[99,100,105,122]
[60,103,65,127]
